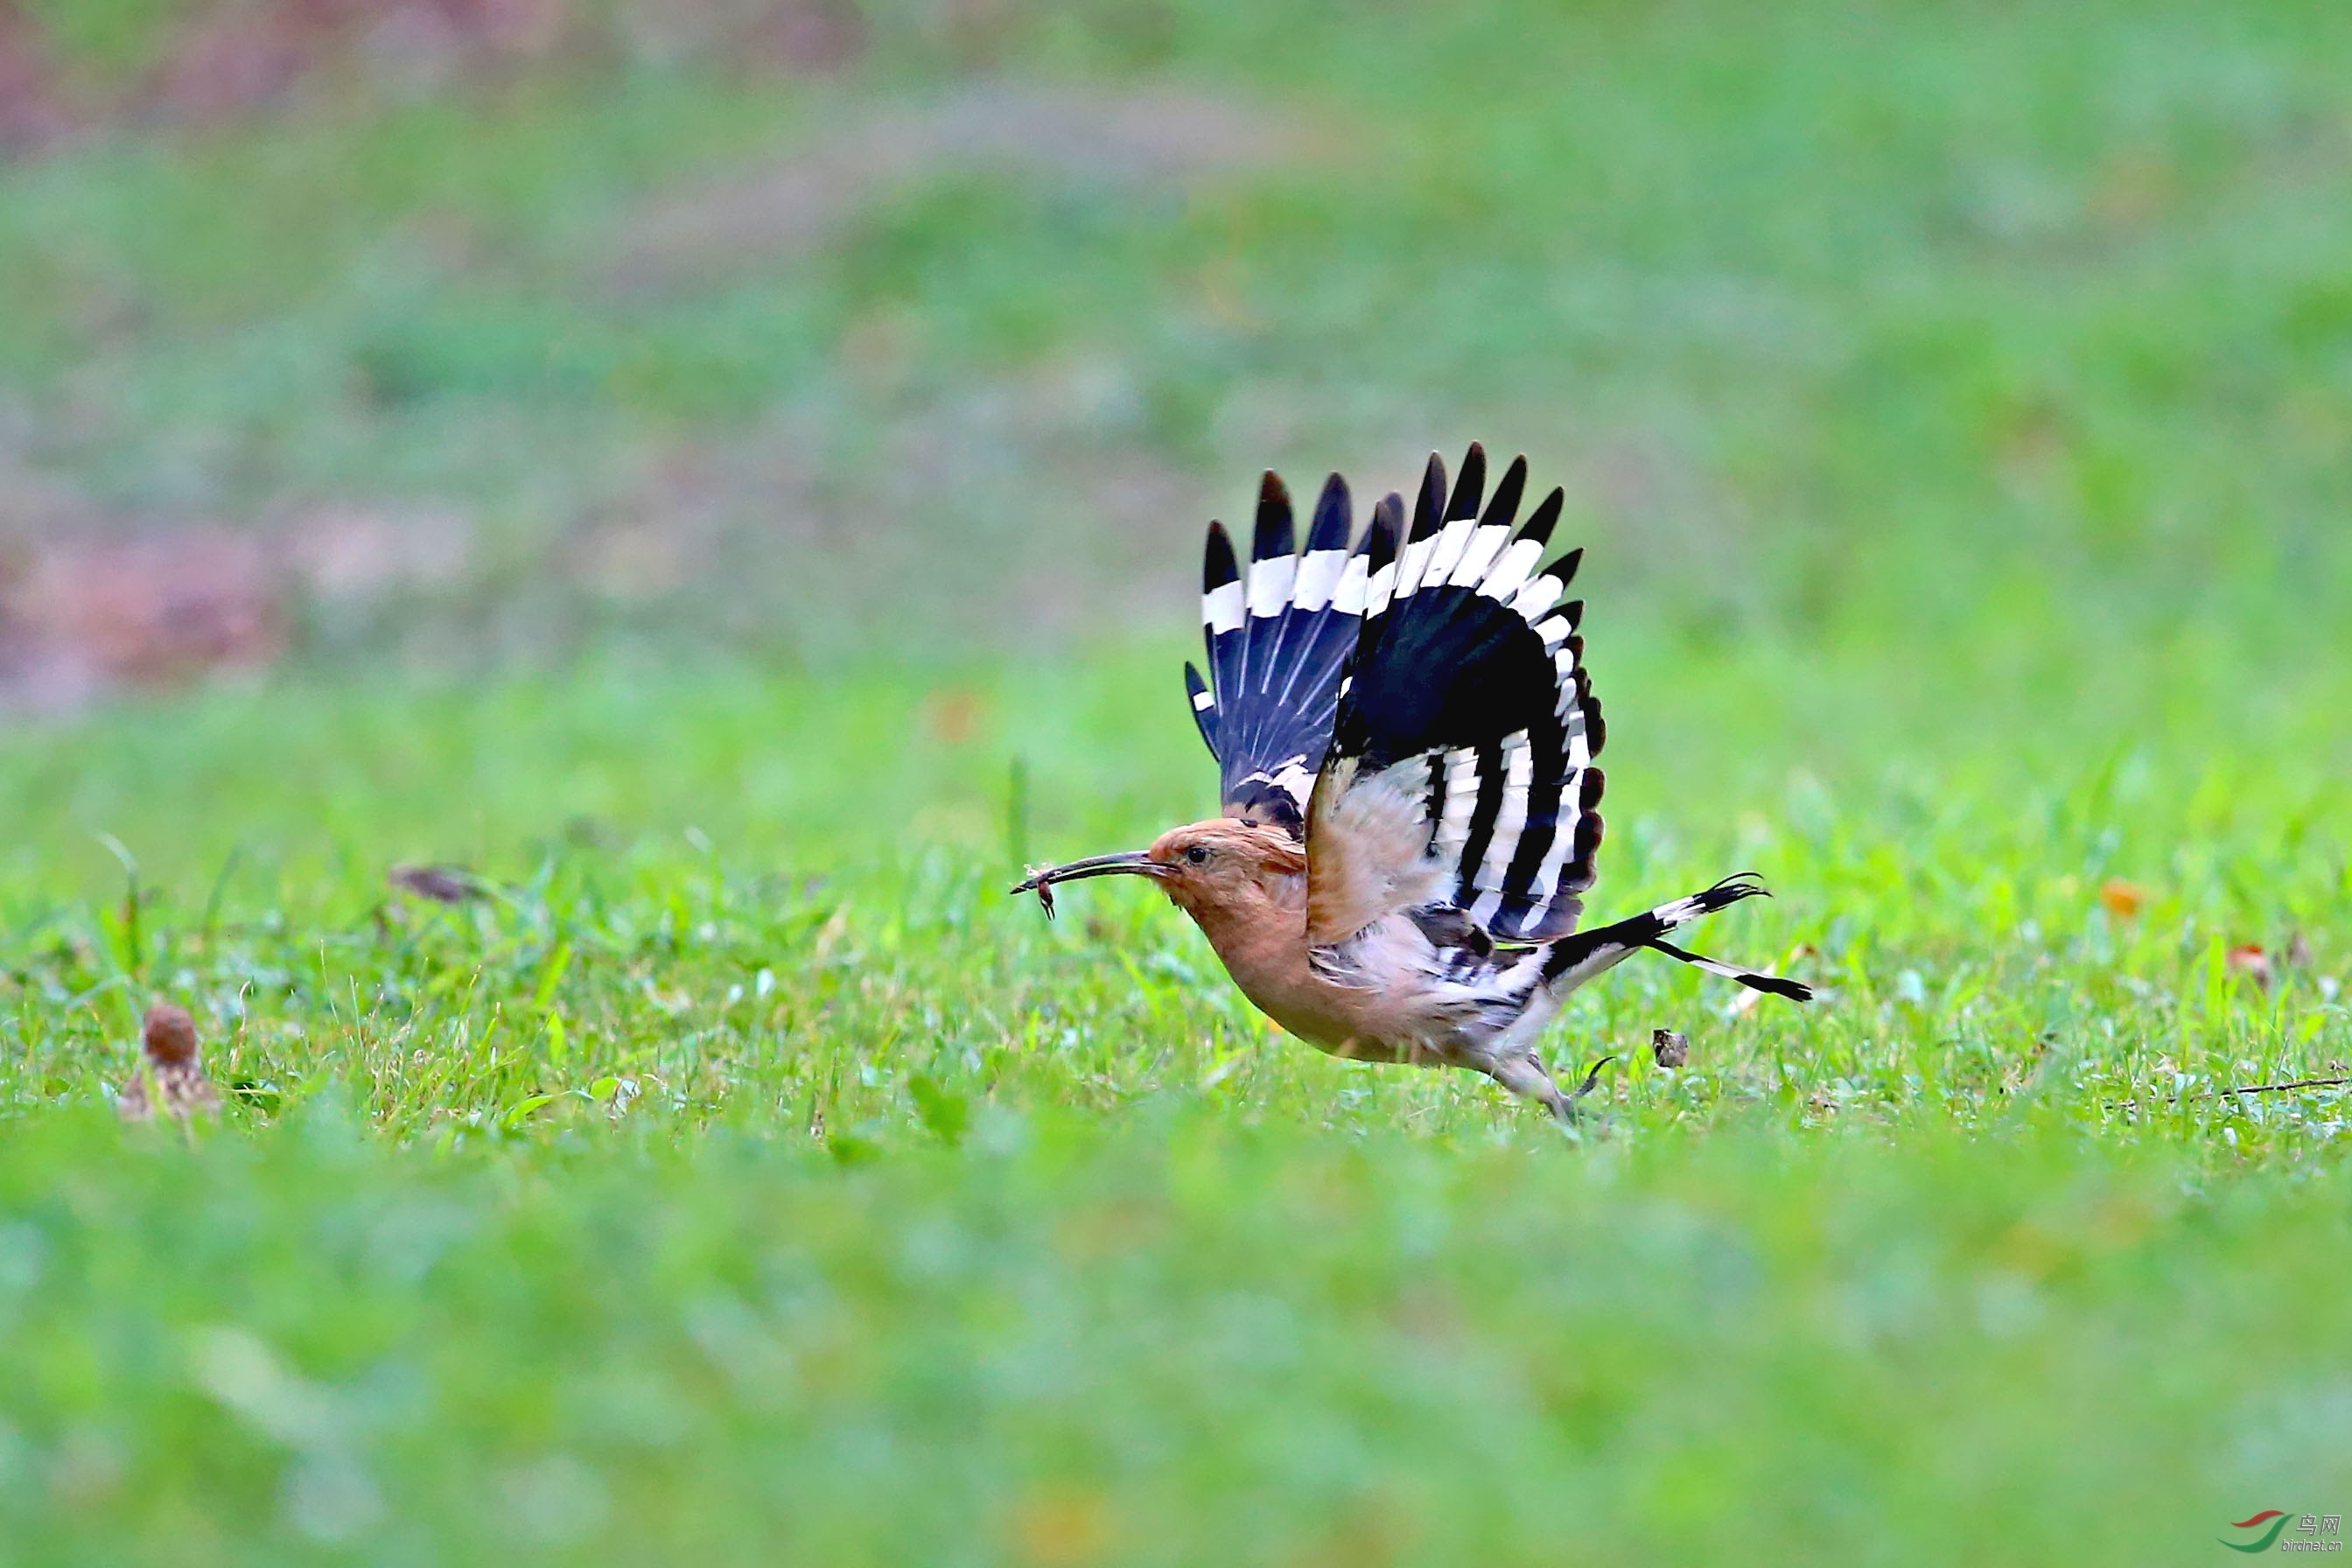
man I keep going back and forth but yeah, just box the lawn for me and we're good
[4,1,2352,1563]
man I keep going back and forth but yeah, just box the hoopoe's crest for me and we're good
[1018,444,1809,1119]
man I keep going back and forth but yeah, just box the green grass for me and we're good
[5,647,2350,1150]
[7,1110,2348,1564]
[5,0,2352,1561]
[3,650,2349,1562]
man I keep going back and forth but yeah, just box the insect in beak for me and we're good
[1010,851,1169,918]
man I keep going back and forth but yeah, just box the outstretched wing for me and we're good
[1304,444,1605,948]
[1186,471,1376,836]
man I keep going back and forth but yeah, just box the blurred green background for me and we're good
[3,2,2351,1564]
[7,0,2350,690]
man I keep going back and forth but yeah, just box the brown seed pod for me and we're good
[143,1003,200,1068]
[121,1002,222,1122]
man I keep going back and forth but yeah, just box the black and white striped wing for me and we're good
[1185,472,1376,836]
[1304,444,1605,947]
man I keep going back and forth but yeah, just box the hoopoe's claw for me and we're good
[1568,1054,1618,1102]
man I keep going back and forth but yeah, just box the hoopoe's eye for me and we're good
[1183,844,1211,865]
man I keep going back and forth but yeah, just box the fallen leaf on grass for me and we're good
[920,688,985,746]
[2098,878,2145,918]
[388,864,484,904]
[1010,1486,1116,1568]
[812,906,854,961]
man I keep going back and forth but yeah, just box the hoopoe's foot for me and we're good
[1485,1052,1617,1123]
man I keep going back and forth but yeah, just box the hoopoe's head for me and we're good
[1012,817,1306,920]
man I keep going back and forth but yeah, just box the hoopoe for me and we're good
[1015,444,1810,1118]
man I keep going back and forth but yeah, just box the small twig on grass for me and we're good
[2104,1075,2351,1113]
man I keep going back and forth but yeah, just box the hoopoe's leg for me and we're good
[1472,984,1592,1121]
[1479,989,1617,1122]
[1480,1053,1572,1119]
[1480,1051,1618,1122]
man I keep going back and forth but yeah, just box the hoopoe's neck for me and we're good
[1176,870,1306,970]
[1167,872,1375,1046]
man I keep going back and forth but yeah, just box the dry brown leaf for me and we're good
[922,688,985,746]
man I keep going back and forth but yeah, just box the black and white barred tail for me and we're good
[1542,873,1813,1000]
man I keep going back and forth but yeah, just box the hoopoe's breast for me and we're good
[1167,892,1383,1060]
[1182,904,1471,1067]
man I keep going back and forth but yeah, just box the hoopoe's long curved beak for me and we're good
[1011,850,1168,918]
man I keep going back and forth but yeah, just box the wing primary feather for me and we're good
[1197,467,1386,836]
[1410,453,1446,542]
[1309,448,1607,946]
[1305,472,1351,552]
[1241,474,1298,751]
[1482,453,1527,530]
[1204,517,1240,587]
[1362,490,1405,626]
[1519,488,1565,549]
[1251,471,1296,563]
[1446,441,1487,522]
[1396,450,1459,602]
[1202,519,1247,736]
[1269,474,1358,711]
[1366,492,1403,571]
[1184,661,1219,758]
[1203,518,1240,599]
